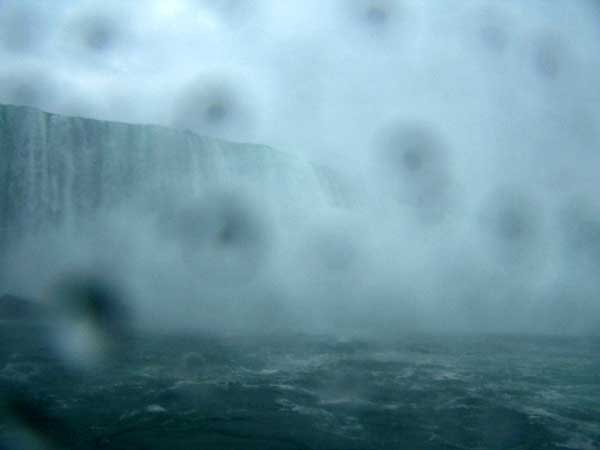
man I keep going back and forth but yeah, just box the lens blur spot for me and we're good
[380,123,446,178]
[68,10,123,54]
[0,388,67,450]
[53,275,128,330]
[365,4,389,26]
[480,24,507,53]
[84,21,115,51]
[479,188,541,259]
[205,101,228,124]
[360,0,397,29]
[477,9,509,54]
[160,189,269,285]
[172,77,253,140]
[49,273,131,369]
[532,32,564,80]
[341,0,401,39]
[376,121,452,222]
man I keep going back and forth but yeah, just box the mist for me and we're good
[1,0,600,337]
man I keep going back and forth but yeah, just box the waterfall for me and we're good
[0,103,341,250]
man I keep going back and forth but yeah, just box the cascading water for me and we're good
[0,103,339,247]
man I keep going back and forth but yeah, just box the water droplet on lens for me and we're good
[365,4,388,26]
[479,188,542,264]
[381,123,445,177]
[67,10,123,55]
[0,388,67,450]
[475,7,510,54]
[532,32,564,80]
[85,22,114,51]
[480,23,507,53]
[172,76,253,140]
[375,121,452,222]
[48,273,131,370]
[205,101,227,124]
[161,190,269,285]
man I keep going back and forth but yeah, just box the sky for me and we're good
[1,0,598,166]
[1,0,600,336]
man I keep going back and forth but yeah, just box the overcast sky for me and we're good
[1,0,599,169]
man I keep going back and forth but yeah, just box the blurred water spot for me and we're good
[375,121,452,222]
[476,8,509,54]
[68,10,123,54]
[532,32,564,80]
[479,188,540,258]
[159,189,269,285]
[344,0,399,37]
[172,76,254,139]
[84,20,116,51]
[48,273,131,370]
[380,123,446,179]
[365,3,390,27]
[0,387,66,450]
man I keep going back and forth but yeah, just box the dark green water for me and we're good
[1,323,598,449]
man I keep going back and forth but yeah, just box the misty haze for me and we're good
[0,1,599,449]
